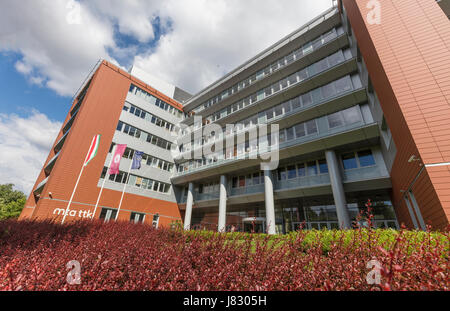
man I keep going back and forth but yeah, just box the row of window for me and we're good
[109,143,174,172]
[277,159,329,181]
[191,27,343,115]
[193,149,376,190]
[99,208,160,228]
[116,121,173,151]
[232,172,265,188]
[100,167,171,194]
[123,102,179,133]
[129,84,185,119]
[180,75,356,152]
[192,49,348,130]
[176,105,364,174]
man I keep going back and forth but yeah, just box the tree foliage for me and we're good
[0,184,26,220]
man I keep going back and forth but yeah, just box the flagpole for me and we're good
[115,153,134,221]
[91,145,116,220]
[61,138,95,225]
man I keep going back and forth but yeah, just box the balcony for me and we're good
[183,7,341,112]
[178,164,390,207]
[174,86,367,163]
[184,31,350,123]
[172,117,380,185]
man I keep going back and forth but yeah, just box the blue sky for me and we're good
[0,0,333,193]
[0,53,70,122]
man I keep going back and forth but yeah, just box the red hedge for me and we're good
[0,219,448,291]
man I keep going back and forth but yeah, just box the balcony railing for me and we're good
[174,117,368,177]
[180,164,387,204]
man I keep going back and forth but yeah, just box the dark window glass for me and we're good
[318,159,329,174]
[328,112,344,128]
[358,150,376,167]
[342,106,361,124]
[301,93,312,106]
[307,161,318,176]
[253,173,260,185]
[305,120,318,134]
[286,127,295,140]
[297,163,306,177]
[294,124,305,138]
[278,168,287,180]
[239,176,245,187]
[342,152,358,170]
[288,165,297,179]
[335,76,352,93]
[322,83,335,99]
[291,97,301,110]
[117,121,124,131]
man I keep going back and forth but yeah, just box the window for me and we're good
[239,176,245,187]
[357,150,375,167]
[342,152,358,170]
[297,163,306,177]
[288,165,297,179]
[99,208,117,223]
[286,127,295,141]
[335,76,352,93]
[307,161,318,176]
[322,83,335,99]
[253,173,260,185]
[294,124,306,138]
[232,177,238,188]
[318,159,328,174]
[152,214,160,228]
[301,93,312,107]
[130,212,145,224]
[328,112,344,128]
[278,167,287,180]
[305,120,318,135]
[291,97,301,110]
[342,106,361,124]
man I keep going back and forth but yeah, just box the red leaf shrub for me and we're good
[0,219,448,291]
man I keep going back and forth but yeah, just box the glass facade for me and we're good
[190,192,398,233]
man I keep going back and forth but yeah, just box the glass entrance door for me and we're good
[242,217,266,233]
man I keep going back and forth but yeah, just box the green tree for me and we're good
[0,184,26,220]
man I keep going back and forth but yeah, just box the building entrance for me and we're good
[242,217,266,233]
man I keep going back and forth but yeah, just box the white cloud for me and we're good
[0,0,333,95]
[0,0,334,191]
[133,0,334,93]
[0,111,61,194]
[0,0,116,96]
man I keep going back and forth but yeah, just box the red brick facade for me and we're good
[19,61,182,227]
[341,0,450,229]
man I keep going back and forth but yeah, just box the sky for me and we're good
[0,0,333,194]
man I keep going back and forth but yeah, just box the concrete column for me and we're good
[184,182,194,230]
[325,150,351,229]
[264,170,276,235]
[218,175,227,232]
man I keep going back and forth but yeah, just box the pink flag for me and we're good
[108,144,127,175]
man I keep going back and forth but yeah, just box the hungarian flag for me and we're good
[84,134,101,167]
[109,144,127,175]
